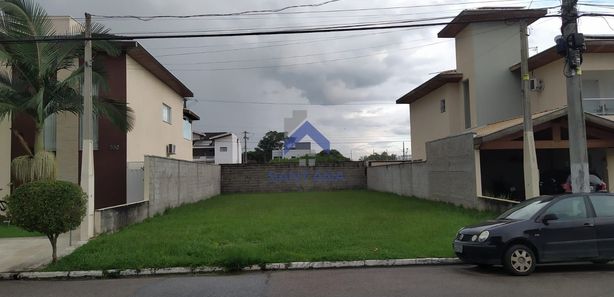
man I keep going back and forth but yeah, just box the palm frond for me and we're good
[94,97,134,132]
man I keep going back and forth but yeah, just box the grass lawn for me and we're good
[46,190,495,271]
[0,223,42,238]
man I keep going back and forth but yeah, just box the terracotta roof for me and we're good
[118,41,193,98]
[472,107,614,145]
[510,38,614,72]
[396,70,463,104]
[438,8,547,38]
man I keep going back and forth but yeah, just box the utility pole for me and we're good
[242,131,248,164]
[520,19,540,199]
[80,13,95,240]
[402,142,406,161]
[561,0,590,193]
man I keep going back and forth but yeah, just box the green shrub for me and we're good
[8,180,86,262]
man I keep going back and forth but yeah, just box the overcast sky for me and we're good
[41,0,613,160]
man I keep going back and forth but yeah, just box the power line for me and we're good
[149,28,413,52]
[92,0,342,20]
[89,0,552,20]
[156,29,422,57]
[194,99,398,106]
[128,41,447,71]
[4,12,604,44]
[160,37,437,64]
[113,15,457,36]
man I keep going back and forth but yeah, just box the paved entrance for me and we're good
[0,233,81,272]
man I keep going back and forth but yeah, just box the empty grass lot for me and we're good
[0,224,42,238]
[46,190,495,271]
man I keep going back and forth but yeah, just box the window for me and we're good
[498,197,551,220]
[440,99,446,113]
[220,147,228,152]
[544,196,588,220]
[589,195,614,217]
[183,117,192,140]
[462,80,471,128]
[44,114,57,151]
[162,104,172,123]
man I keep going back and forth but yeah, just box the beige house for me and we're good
[396,7,614,200]
[1,17,198,209]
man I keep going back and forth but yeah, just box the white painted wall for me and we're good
[213,134,242,164]
[126,56,192,162]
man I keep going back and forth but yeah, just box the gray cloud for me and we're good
[37,0,604,159]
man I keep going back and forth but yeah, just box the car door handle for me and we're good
[584,222,595,227]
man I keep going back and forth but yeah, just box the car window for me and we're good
[589,195,614,217]
[498,198,551,220]
[544,196,588,220]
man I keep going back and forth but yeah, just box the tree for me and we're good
[256,131,286,163]
[359,151,398,161]
[8,180,86,262]
[246,150,266,164]
[316,149,350,162]
[0,0,133,185]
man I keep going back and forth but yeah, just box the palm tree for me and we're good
[0,0,134,185]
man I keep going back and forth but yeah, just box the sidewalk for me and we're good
[0,232,82,272]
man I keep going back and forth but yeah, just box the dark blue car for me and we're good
[453,193,614,275]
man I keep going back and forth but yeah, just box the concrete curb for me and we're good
[0,258,461,280]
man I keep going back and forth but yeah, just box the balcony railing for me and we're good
[583,98,614,115]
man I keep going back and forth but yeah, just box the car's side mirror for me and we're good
[542,213,559,225]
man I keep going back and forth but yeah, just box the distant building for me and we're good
[272,142,313,159]
[193,132,242,164]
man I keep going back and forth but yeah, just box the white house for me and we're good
[193,132,242,164]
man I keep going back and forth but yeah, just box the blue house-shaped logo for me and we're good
[283,121,330,155]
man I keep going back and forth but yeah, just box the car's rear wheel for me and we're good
[503,244,536,276]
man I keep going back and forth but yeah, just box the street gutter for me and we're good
[0,257,461,280]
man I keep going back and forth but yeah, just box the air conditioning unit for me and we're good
[529,78,543,92]
[166,144,176,155]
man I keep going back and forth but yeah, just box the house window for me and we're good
[440,99,446,113]
[220,147,228,152]
[162,104,172,124]
[183,117,192,140]
[44,114,57,151]
[463,80,471,129]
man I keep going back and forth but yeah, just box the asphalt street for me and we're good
[3,264,614,297]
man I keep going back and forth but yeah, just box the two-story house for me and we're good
[193,132,242,164]
[396,7,614,201]
[1,16,198,209]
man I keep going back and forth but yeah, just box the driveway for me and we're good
[3,264,614,297]
[0,232,81,272]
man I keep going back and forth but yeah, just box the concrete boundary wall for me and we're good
[95,156,221,234]
[221,162,366,193]
[368,133,484,209]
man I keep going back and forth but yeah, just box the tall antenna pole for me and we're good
[243,131,248,164]
[80,13,95,240]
